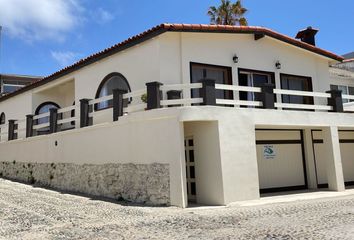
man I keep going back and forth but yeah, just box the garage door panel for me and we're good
[256,130,306,191]
[340,143,354,183]
[312,130,354,187]
[257,144,305,189]
[256,130,301,141]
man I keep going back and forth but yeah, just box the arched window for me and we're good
[0,112,5,125]
[95,73,131,110]
[71,101,75,126]
[35,102,60,125]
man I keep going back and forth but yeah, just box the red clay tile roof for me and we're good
[0,23,344,103]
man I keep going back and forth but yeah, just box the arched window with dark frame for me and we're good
[95,72,131,110]
[0,112,5,141]
[0,112,5,125]
[71,101,75,126]
[35,102,60,134]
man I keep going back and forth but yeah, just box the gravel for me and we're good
[1,178,354,239]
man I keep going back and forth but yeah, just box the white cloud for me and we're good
[0,0,84,42]
[94,8,115,24]
[51,51,81,67]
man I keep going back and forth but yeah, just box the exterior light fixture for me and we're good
[275,60,281,69]
[233,54,239,63]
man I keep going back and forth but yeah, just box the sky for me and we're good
[0,0,353,77]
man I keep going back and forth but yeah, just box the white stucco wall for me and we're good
[0,109,187,207]
[184,121,224,205]
[0,31,336,124]
[0,30,346,207]
[173,32,332,102]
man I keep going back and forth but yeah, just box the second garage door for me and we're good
[256,130,307,193]
[312,130,354,187]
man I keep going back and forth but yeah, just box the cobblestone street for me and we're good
[1,179,354,240]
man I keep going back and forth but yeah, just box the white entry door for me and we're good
[256,130,307,192]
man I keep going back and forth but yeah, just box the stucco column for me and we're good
[303,129,318,189]
[218,118,260,204]
[322,126,345,191]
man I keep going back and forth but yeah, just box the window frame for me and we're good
[280,73,314,105]
[34,101,61,133]
[190,62,233,100]
[94,72,131,111]
[238,68,276,103]
[2,83,26,93]
[330,84,354,103]
[0,112,5,125]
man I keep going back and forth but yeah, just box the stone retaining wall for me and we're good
[0,161,170,205]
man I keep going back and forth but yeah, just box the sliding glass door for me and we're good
[280,74,313,105]
[190,63,233,101]
[238,69,275,102]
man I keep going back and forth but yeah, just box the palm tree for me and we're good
[208,0,248,26]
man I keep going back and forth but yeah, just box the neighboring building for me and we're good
[330,53,354,101]
[0,24,352,208]
[0,74,42,96]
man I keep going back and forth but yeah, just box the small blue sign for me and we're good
[263,145,276,159]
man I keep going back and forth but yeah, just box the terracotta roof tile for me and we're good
[0,23,344,103]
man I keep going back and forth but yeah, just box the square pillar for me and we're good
[218,118,260,204]
[322,126,345,191]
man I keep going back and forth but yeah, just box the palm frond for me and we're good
[207,0,248,26]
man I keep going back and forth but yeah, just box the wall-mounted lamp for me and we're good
[275,60,281,69]
[233,54,239,64]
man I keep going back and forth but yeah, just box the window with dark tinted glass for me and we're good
[330,84,354,103]
[95,73,131,110]
[35,102,60,134]
[190,63,233,101]
[238,69,275,103]
[281,74,313,105]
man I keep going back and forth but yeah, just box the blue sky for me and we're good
[0,0,353,76]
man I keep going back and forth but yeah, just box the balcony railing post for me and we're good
[113,88,128,121]
[146,82,163,110]
[260,83,275,109]
[26,114,34,138]
[326,89,344,112]
[80,98,91,128]
[8,120,15,141]
[200,79,216,106]
[49,108,58,133]
[167,90,182,107]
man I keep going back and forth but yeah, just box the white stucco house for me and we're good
[0,23,352,208]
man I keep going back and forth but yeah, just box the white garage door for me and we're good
[256,130,307,193]
[313,130,354,187]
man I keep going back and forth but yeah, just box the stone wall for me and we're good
[0,161,170,205]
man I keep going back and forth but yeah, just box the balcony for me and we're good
[0,79,352,143]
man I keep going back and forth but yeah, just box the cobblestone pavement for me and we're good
[1,179,354,240]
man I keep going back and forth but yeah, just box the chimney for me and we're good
[295,26,319,46]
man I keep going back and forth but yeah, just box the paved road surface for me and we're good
[1,179,354,239]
